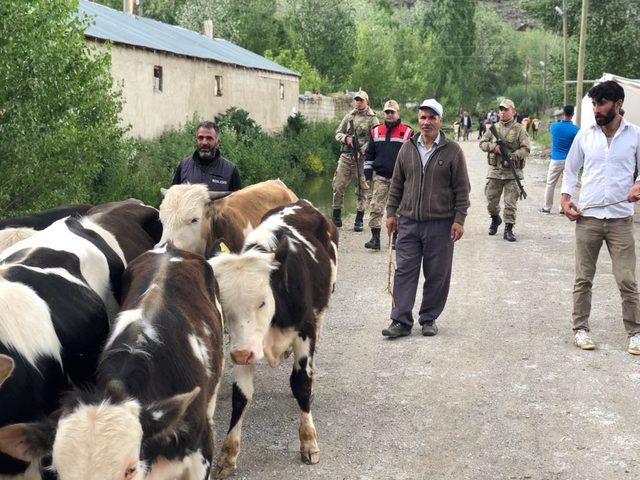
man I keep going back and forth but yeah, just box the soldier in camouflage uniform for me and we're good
[332,90,380,231]
[479,98,530,242]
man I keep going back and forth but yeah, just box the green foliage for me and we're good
[214,107,262,140]
[423,0,476,110]
[264,49,324,93]
[284,112,309,137]
[286,0,357,90]
[175,0,286,55]
[524,0,640,106]
[0,0,132,215]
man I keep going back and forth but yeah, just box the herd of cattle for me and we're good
[0,179,339,480]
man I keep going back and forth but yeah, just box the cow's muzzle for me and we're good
[230,349,257,365]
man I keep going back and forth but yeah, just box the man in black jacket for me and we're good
[363,100,414,250]
[171,121,241,192]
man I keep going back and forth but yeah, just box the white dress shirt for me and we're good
[561,118,640,219]
[416,132,441,168]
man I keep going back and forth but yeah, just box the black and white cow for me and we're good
[0,244,224,480]
[208,199,338,478]
[0,204,93,231]
[0,200,161,479]
[0,204,93,253]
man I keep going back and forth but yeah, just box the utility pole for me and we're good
[575,0,589,126]
[562,0,568,106]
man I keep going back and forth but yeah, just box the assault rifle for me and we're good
[489,123,527,200]
[350,120,363,197]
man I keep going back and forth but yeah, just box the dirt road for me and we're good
[213,140,640,480]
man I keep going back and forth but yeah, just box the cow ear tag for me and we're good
[219,242,230,253]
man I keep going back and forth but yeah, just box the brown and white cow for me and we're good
[0,244,224,480]
[531,118,540,139]
[208,200,338,478]
[158,179,299,255]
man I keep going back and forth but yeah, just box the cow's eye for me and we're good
[258,301,266,309]
[124,464,138,480]
[190,218,199,224]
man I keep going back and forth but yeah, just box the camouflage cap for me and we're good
[499,98,516,109]
[354,90,369,103]
[383,100,399,112]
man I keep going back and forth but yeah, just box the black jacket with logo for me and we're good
[171,149,241,192]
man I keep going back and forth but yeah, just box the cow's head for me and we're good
[208,238,290,365]
[157,185,229,256]
[0,383,200,480]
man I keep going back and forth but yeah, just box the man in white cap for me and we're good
[382,99,470,338]
[332,90,379,231]
[363,99,414,250]
[479,98,530,241]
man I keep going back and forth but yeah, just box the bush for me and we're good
[214,107,262,140]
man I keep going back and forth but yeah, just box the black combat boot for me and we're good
[332,209,342,228]
[364,228,381,250]
[354,210,364,232]
[504,223,517,242]
[488,214,502,236]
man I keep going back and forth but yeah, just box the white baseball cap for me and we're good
[418,98,443,117]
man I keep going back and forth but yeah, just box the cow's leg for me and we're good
[291,336,319,465]
[216,364,254,479]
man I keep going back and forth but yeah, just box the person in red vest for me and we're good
[363,100,414,250]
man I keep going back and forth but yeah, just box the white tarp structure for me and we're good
[578,73,640,127]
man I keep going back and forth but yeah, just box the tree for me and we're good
[177,0,286,55]
[422,0,477,110]
[524,0,640,105]
[286,0,357,90]
[0,0,132,215]
[264,49,324,93]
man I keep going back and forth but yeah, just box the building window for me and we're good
[279,82,285,100]
[214,75,223,96]
[153,66,163,92]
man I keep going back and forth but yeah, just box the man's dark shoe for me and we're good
[382,321,411,338]
[421,323,438,336]
[504,223,517,242]
[332,209,342,228]
[365,228,381,250]
[488,215,502,235]
[354,210,364,232]
[539,207,551,214]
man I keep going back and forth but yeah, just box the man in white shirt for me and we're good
[561,80,640,354]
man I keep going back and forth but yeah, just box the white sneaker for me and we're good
[628,333,640,355]
[574,330,595,350]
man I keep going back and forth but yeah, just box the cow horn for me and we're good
[0,354,14,387]
[208,191,232,201]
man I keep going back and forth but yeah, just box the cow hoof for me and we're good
[215,461,237,479]
[300,450,320,465]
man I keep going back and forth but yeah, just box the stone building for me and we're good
[80,0,300,139]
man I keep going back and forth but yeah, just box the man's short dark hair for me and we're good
[196,121,220,135]
[588,80,625,103]
[562,105,574,117]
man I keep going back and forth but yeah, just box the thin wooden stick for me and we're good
[386,231,395,308]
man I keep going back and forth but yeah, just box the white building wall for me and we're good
[94,41,299,139]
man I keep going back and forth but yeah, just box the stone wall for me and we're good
[95,41,300,139]
[297,94,353,123]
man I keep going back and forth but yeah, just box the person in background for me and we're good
[363,100,414,251]
[171,121,241,192]
[540,105,579,214]
[332,90,380,231]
